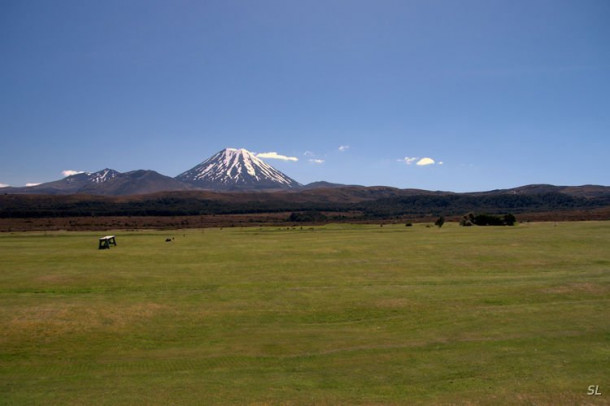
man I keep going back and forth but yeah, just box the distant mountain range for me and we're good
[2,148,610,204]
[2,148,303,195]
[3,169,196,196]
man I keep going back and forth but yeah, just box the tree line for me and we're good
[0,191,606,219]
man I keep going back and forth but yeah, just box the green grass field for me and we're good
[1,222,609,405]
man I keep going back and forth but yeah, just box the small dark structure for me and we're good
[98,235,117,250]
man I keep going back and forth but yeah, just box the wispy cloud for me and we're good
[304,150,324,164]
[62,170,85,177]
[338,145,350,152]
[256,152,298,162]
[25,183,41,187]
[402,157,439,166]
[0,183,9,188]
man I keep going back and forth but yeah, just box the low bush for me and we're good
[460,212,517,226]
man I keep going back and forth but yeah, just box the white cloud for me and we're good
[25,183,41,187]
[416,157,435,166]
[256,152,298,162]
[338,145,350,152]
[402,156,438,166]
[303,151,315,157]
[309,159,325,164]
[62,170,85,177]
[0,183,9,188]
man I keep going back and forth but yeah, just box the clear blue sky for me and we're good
[1,0,609,191]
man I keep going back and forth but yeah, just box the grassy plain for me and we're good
[1,222,609,405]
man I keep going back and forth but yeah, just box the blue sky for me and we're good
[1,0,609,191]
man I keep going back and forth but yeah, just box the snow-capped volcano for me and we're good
[176,148,301,190]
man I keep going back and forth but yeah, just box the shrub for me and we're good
[287,211,328,222]
[503,213,517,226]
[460,212,517,226]
[460,213,475,226]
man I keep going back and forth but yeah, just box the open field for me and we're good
[1,222,609,405]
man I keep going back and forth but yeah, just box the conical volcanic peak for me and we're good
[176,148,301,190]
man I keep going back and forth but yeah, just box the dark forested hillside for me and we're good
[357,192,609,218]
[1,186,609,220]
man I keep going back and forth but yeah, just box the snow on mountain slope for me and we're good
[63,169,120,185]
[176,148,301,190]
[89,168,119,183]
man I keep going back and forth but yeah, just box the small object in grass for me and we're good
[98,235,117,250]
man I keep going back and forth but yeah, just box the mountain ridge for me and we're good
[2,169,195,196]
[2,183,610,222]
[1,147,609,197]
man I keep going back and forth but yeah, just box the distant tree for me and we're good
[503,213,517,226]
[435,216,445,228]
[460,213,475,226]
[474,214,504,226]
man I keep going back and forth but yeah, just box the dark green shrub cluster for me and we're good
[288,211,328,222]
[460,213,517,226]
